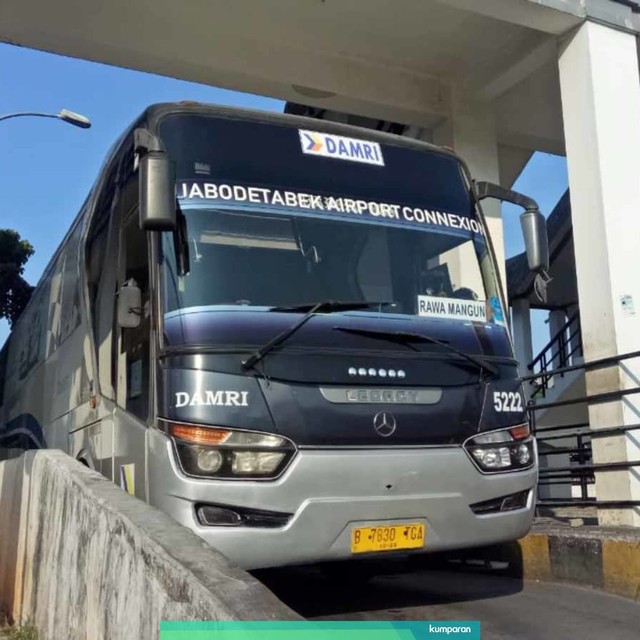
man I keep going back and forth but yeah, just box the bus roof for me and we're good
[140,101,463,165]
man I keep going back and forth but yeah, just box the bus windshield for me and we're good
[158,112,506,347]
[162,207,494,316]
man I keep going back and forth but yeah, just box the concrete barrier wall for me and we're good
[414,522,639,602]
[0,450,298,639]
[515,523,640,601]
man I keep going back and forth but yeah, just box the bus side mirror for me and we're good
[139,151,177,231]
[135,127,176,231]
[117,280,142,328]
[475,180,549,272]
[520,209,549,272]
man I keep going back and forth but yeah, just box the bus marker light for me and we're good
[508,424,530,440]
[170,424,231,446]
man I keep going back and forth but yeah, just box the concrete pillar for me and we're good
[558,21,640,526]
[433,92,505,293]
[511,298,533,381]
[548,309,567,369]
[567,303,583,365]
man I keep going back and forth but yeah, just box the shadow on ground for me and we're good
[253,545,525,618]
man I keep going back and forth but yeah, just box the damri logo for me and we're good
[299,129,384,166]
[175,391,249,408]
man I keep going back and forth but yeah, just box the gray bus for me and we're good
[0,103,546,569]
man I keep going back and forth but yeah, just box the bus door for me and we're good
[113,204,151,500]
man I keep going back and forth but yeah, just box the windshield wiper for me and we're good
[270,300,395,313]
[241,300,388,371]
[333,326,499,379]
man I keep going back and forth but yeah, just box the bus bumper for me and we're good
[148,437,537,570]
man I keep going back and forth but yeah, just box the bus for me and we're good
[0,102,547,570]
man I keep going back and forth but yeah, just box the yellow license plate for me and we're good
[351,523,425,554]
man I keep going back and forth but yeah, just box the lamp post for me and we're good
[0,109,91,128]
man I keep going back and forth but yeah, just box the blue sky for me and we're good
[0,43,568,352]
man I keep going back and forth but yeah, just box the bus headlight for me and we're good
[463,424,535,473]
[516,443,532,465]
[160,420,296,479]
[231,451,286,475]
[196,449,224,473]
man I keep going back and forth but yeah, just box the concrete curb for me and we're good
[513,523,640,601]
[0,450,299,640]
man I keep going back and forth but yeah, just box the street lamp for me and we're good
[0,109,91,128]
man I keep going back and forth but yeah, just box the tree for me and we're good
[0,229,34,327]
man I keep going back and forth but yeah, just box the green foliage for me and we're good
[0,229,34,327]
[0,624,38,640]
[0,610,38,640]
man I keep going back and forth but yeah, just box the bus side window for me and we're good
[58,224,82,346]
[117,212,151,421]
[87,167,120,402]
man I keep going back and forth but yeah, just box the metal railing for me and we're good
[528,313,582,398]
[522,349,640,509]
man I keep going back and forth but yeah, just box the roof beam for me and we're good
[434,0,637,35]
[474,38,557,101]
[497,129,565,156]
[0,2,451,127]
[434,0,582,34]
[498,144,534,188]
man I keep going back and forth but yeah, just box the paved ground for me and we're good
[255,560,640,639]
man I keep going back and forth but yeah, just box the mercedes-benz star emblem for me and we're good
[373,410,397,437]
